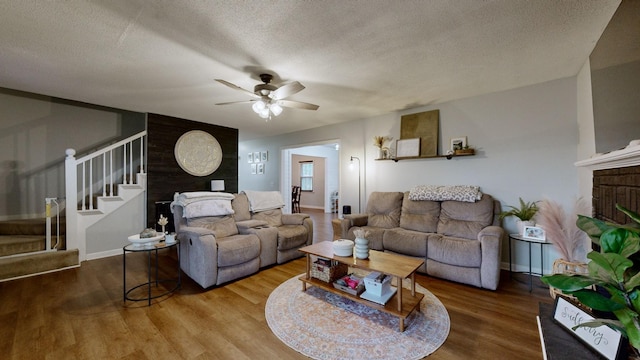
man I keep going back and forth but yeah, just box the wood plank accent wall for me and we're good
[146,113,238,230]
[593,165,640,224]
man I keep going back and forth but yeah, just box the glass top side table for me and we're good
[123,240,181,306]
[508,233,552,292]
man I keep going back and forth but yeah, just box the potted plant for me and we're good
[373,135,392,159]
[541,204,640,355]
[499,197,539,234]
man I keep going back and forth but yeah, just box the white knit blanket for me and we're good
[242,190,285,212]
[171,191,235,218]
[409,185,482,203]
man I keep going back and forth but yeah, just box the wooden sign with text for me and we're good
[552,296,627,360]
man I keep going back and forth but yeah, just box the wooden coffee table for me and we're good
[298,241,424,331]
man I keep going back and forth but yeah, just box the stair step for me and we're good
[78,209,104,215]
[0,218,66,236]
[120,184,143,190]
[0,249,79,281]
[0,235,46,256]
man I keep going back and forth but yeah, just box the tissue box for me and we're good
[364,272,392,297]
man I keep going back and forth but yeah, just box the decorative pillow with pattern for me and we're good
[409,185,482,203]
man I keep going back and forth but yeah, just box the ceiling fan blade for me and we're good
[215,100,255,105]
[270,81,305,100]
[276,99,319,111]
[215,79,260,98]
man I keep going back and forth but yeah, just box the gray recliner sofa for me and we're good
[172,191,313,288]
[338,190,503,290]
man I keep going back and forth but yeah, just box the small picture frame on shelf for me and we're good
[450,136,467,151]
[522,226,546,241]
[396,138,420,158]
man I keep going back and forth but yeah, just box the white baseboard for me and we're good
[300,205,324,210]
[86,248,122,261]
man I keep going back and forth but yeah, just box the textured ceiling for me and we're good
[0,0,620,140]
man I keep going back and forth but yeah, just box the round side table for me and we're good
[123,240,181,306]
[508,233,552,292]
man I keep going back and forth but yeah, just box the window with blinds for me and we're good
[300,161,313,191]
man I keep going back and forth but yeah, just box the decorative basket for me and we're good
[311,259,348,283]
[333,274,365,296]
[549,258,589,299]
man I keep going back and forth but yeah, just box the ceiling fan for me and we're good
[215,74,319,120]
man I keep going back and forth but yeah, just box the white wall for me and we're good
[240,76,585,273]
[86,191,145,259]
[576,59,597,208]
[239,119,367,213]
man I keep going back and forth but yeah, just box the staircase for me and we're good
[0,131,147,281]
[0,217,77,281]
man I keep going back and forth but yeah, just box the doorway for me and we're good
[281,140,340,214]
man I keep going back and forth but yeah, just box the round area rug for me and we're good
[265,274,450,360]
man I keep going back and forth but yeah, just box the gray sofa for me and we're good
[172,191,313,288]
[338,191,503,290]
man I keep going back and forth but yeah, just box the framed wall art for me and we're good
[174,130,223,176]
[248,152,253,163]
[450,136,467,151]
[396,138,421,158]
[400,109,439,157]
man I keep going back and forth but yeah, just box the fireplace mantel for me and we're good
[575,140,640,170]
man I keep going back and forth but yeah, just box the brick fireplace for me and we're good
[576,140,640,224]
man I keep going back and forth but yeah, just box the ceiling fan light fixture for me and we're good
[215,75,318,120]
[270,103,283,116]
[258,108,270,119]
[252,100,266,113]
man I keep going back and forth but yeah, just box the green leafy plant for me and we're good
[541,204,640,352]
[498,197,538,221]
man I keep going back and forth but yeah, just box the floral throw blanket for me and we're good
[409,185,482,203]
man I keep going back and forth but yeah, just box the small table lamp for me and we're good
[211,180,225,192]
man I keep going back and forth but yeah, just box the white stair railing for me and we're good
[65,130,147,260]
[74,131,147,211]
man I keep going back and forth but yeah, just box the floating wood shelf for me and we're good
[375,153,475,162]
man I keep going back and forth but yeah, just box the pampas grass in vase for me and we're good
[536,198,589,262]
[536,198,590,299]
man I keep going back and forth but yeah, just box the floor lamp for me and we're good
[350,156,361,213]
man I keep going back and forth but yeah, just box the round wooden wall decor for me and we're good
[174,130,222,176]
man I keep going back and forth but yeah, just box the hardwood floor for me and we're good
[1,208,552,359]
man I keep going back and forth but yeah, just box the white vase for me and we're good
[354,237,369,259]
[516,219,535,235]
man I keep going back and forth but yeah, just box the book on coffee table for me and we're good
[360,287,397,305]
